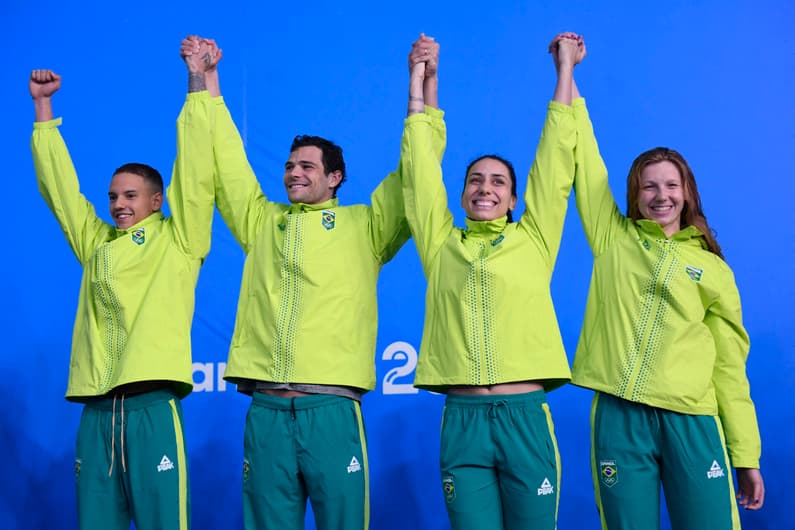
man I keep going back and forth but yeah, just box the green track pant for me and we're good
[75,389,190,530]
[440,391,561,530]
[243,393,369,530]
[591,392,740,530]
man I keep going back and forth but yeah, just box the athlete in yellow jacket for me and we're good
[182,35,411,530]
[400,33,582,530]
[569,34,764,528]
[30,38,216,530]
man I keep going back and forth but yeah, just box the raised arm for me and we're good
[421,35,439,110]
[166,37,217,259]
[204,38,223,97]
[180,36,222,98]
[31,70,108,262]
[406,33,445,161]
[31,69,60,122]
[572,35,584,101]
[400,35,452,270]
[517,35,578,267]
[406,41,426,117]
[567,36,626,257]
[183,36,268,253]
[550,34,577,105]
[367,38,440,264]
[406,33,440,114]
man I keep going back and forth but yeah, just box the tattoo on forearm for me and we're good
[202,53,212,68]
[406,94,424,116]
[188,72,206,93]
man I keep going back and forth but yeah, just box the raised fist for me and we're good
[30,69,61,99]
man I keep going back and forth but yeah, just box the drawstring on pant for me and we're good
[489,399,508,418]
[120,394,126,473]
[107,393,127,477]
[108,395,116,477]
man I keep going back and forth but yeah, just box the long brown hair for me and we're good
[626,147,723,259]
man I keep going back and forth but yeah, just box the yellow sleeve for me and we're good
[167,91,215,259]
[518,100,576,268]
[32,118,111,263]
[400,108,453,272]
[706,269,760,468]
[211,96,271,253]
[572,98,627,257]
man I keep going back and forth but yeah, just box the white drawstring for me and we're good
[108,395,117,477]
[107,393,128,477]
[120,394,126,473]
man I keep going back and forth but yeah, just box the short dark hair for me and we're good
[290,135,347,196]
[463,154,518,222]
[112,162,164,194]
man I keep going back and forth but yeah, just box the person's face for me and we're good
[108,172,162,229]
[461,158,517,221]
[283,146,341,204]
[637,160,685,237]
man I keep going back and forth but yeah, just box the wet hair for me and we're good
[290,135,347,196]
[626,147,723,259]
[112,162,164,195]
[463,154,518,222]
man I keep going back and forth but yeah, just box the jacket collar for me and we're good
[464,216,508,238]
[288,197,339,214]
[635,219,705,245]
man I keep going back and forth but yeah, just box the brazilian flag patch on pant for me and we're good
[442,476,456,503]
[600,460,618,488]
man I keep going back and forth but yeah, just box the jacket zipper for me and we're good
[624,239,674,399]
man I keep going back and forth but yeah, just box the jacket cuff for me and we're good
[33,117,63,129]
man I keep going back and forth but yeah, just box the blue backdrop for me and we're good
[4,1,793,528]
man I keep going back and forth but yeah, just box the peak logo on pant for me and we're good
[157,455,174,472]
[347,456,361,473]
[707,460,725,479]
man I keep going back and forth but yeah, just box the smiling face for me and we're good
[108,172,163,229]
[461,157,517,221]
[637,160,685,237]
[283,145,342,205]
